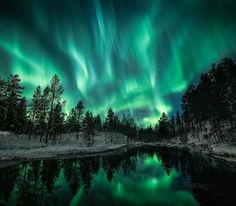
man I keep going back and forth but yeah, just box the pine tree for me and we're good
[29,86,42,139]
[38,86,50,142]
[0,78,7,130]
[221,58,236,128]
[94,114,102,131]
[158,112,169,140]
[51,102,65,141]
[5,74,24,131]
[181,85,195,132]
[121,114,136,140]
[46,75,64,143]
[66,108,77,134]
[15,97,27,133]
[175,111,182,136]
[170,115,176,138]
[82,111,95,146]
[75,100,84,140]
[104,108,115,131]
[104,108,120,132]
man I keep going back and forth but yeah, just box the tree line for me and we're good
[1,57,235,144]
[156,58,236,143]
[0,74,138,144]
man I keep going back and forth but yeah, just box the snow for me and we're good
[0,131,128,163]
[156,128,236,162]
[1,130,236,165]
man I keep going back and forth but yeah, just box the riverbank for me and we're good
[156,140,236,162]
[0,131,130,161]
[1,131,236,165]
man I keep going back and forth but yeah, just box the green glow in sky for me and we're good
[0,0,236,125]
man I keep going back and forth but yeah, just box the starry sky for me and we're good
[0,0,236,126]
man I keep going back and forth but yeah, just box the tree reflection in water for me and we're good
[0,147,235,206]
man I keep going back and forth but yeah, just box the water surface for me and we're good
[0,147,235,206]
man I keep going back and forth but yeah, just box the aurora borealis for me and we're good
[0,0,236,125]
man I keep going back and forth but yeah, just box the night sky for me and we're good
[0,0,236,126]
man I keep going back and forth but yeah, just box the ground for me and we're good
[0,131,236,166]
[0,131,128,163]
[157,129,236,162]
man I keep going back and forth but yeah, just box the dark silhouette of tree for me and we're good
[15,97,27,133]
[4,74,24,131]
[65,101,84,139]
[62,159,81,195]
[0,165,19,204]
[44,160,60,193]
[82,111,95,146]
[46,74,64,143]
[51,102,65,141]
[29,86,42,139]
[94,114,102,131]
[38,86,50,142]
[138,125,156,142]
[75,100,84,140]
[79,157,95,193]
[121,114,137,141]
[102,155,120,183]
[175,111,183,136]
[158,112,169,140]
[66,108,77,135]
[179,58,236,142]
[104,108,116,131]
[169,115,176,139]
[182,84,195,131]
[0,77,7,130]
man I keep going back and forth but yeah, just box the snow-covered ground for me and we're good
[1,130,236,164]
[157,129,236,162]
[0,131,129,162]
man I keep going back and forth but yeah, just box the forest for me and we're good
[0,58,236,145]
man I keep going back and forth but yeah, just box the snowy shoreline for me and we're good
[0,132,236,167]
[155,141,236,162]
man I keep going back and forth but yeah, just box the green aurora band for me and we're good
[0,0,236,125]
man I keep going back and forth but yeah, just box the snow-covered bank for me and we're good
[0,131,129,162]
[1,131,236,165]
[156,138,236,162]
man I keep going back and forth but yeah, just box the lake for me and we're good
[0,146,235,206]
